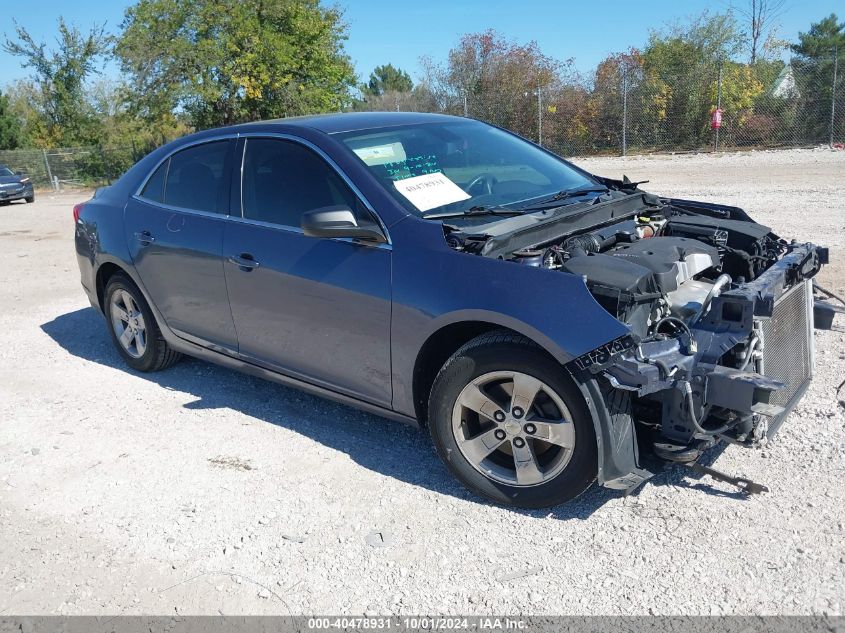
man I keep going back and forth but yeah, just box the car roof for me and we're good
[178,112,468,143]
[245,111,464,134]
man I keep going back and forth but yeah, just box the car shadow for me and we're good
[41,307,750,520]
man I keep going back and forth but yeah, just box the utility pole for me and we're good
[42,149,54,191]
[537,86,543,146]
[831,47,839,148]
[621,68,628,157]
[715,62,723,151]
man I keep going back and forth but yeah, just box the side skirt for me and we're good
[165,336,420,428]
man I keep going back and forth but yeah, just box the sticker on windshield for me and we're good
[393,172,470,212]
[352,142,405,166]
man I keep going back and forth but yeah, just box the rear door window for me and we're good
[164,141,232,213]
[140,159,168,203]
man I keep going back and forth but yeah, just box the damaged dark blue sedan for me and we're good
[74,112,831,508]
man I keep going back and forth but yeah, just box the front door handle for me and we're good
[134,230,155,246]
[229,253,260,270]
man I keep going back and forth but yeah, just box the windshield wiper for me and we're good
[421,205,526,220]
[518,186,611,211]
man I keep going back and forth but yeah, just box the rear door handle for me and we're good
[134,230,155,246]
[229,253,260,270]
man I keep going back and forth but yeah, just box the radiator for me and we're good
[759,280,815,416]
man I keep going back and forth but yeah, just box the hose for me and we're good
[693,274,732,323]
[654,316,698,354]
[680,380,731,436]
[814,281,845,307]
[738,333,760,371]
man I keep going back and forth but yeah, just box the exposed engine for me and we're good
[502,211,785,342]
[444,194,825,485]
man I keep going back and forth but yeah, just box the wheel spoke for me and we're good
[112,304,129,322]
[458,427,506,464]
[458,384,501,420]
[510,373,542,413]
[529,417,575,449]
[119,325,134,348]
[511,441,544,485]
[134,329,146,355]
[135,313,146,330]
[121,290,135,314]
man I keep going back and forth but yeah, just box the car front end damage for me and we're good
[445,189,832,492]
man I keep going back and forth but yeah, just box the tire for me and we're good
[25,195,34,203]
[104,273,182,372]
[428,331,597,508]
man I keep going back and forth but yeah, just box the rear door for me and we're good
[223,136,392,406]
[124,138,238,352]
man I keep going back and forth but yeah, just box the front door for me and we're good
[223,137,392,406]
[124,139,238,352]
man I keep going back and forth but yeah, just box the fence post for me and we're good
[831,48,839,148]
[621,68,628,157]
[463,94,468,117]
[715,62,723,152]
[537,86,543,147]
[42,149,55,191]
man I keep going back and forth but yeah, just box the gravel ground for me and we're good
[1,148,844,616]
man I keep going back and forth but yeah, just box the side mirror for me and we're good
[301,206,386,244]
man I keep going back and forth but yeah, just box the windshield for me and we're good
[0,167,14,177]
[333,120,596,217]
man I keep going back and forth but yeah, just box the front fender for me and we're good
[389,217,630,417]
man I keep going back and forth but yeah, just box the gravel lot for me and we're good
[1,148,844,616]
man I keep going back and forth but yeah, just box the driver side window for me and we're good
[241,138,372,229]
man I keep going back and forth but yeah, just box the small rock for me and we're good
[281,534,305,544]
[496,566,542,582]
[365,531,393,548]
[258,589,270,599]
[166,537,175,544]
[30,448,40,456]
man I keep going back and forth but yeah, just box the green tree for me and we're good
[2,18,110,146]
[0,88,22,149]
[115,0,357,129]
[792,13,845,59]
[790,14,845,141]
[363,63,413,97]
[641,11,746,149]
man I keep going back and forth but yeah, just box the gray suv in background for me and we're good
[0,164,35,205]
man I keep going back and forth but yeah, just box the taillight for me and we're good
[73,203,84,223]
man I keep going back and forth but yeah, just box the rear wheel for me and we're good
[105,273,182,372]
[428,331,597,508]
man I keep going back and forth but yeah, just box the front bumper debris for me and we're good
[570,243,827,490]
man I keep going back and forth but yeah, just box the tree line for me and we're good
[0,0,843,157]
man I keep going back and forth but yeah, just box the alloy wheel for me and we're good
[110,289,147,359]
[451,370,576,487]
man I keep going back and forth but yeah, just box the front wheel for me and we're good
[25,194,34,203]
[105,273,182,372]
[428,331,597,508]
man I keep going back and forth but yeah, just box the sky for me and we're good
[0,0,841,87]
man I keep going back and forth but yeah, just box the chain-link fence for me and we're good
[0,145,140,189]
[0,56,841,189]
[367,55,845,157]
